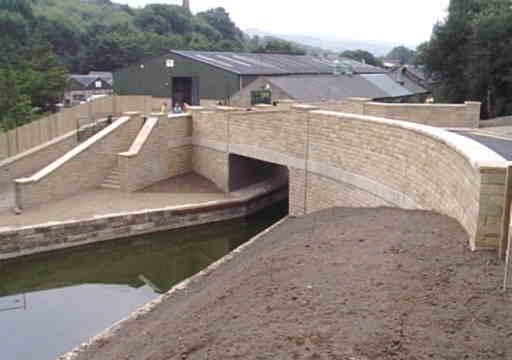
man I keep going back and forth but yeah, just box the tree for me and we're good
[197,7,243,41]
[252,38,306,55]
[339,49,383,67]
[420,0,512,118]
[0,67,34,130]
[25,43,69,111]
[386,46,417,64]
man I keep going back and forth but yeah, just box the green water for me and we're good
[0,201,287,360]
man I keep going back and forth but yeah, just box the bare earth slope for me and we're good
[69,207,511,360]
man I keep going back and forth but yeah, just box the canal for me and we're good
[0,201,288,360]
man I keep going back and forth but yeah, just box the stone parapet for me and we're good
[118,113,192,192]
[315,97,481,128]
[15,114,143,210]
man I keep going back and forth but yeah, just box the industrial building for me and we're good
[114,50,426,107]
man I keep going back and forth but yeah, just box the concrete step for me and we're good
[100,183,121,190]
[101,167,121,190]
[102,179,120,186]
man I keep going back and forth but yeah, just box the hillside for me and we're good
[245,28,412,56]
[1,0,307,73]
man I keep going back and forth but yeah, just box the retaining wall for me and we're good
[316,98,481,128]
[190,105,507,250]
[0,95,169,161]
[0,179,288,259]
[0,119,111,189]
[119,113,192,192]
[15,113,143,209]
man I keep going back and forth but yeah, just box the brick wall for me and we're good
[316,98,481,128]
[15,113,143,209]
[119,113,193,192]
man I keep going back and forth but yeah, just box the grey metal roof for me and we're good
[70,75,100,87]
[264,74,413,102]
[360,74,413,98]
[404,65,426,81]
[171,50,386,76]
[388,66,429,93]
[89,71,113,85]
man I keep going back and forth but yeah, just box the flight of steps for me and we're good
[101,167,121,190]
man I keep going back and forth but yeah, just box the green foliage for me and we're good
[0,68,36,131]
[251,37,306,55]
[0,0,310,131]
[386,46,417,64]
[197,7,243,42]
[420,0,512,118]
[339,49,383,67]
[0,43,68,130]
[1,0,307,73]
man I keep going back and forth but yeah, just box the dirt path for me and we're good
[67,207,511,360]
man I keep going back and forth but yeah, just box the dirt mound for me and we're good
[71,207,512,360]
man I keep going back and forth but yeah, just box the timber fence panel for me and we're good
[7,130,18,157]
[39,116,52,144]
[0,133,8,159]
[17,124,30,153]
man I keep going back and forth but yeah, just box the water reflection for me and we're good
[0,201,287,360]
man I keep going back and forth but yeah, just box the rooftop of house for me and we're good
[70,72,113,88]
[388,66,430,93]
[171,50,387,76]
[262,73,415,102]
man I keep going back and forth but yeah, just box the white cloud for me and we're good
[113,0,449,45]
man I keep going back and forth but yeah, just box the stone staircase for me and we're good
[101,167,121,190]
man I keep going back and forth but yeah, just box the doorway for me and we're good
[172,77,199,106]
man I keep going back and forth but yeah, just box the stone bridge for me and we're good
[12,100,511,251]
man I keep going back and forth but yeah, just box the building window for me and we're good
[95,81,102,88]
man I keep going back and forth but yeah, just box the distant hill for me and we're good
[2,0,313,73]
[245,29,412,56]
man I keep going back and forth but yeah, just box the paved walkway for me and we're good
[454,126,512,161]
[0,174,231,229]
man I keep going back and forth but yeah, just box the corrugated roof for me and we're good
[264,74,413,102]
[360,74,413,98]
[388,66,429,93]
[171,50,386,76]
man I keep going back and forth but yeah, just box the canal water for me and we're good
[0,201,288,360]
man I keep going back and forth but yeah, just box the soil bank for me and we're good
[63,207,512,360]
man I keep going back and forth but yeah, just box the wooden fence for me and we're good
[0,95,168,160]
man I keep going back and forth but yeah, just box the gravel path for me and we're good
[66,207,511,360]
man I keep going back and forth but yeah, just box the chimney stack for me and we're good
[183,0,190,10]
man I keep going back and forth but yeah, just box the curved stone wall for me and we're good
[210,106,508,250]
[305,110,506,249]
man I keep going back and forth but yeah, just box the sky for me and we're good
[112,0,450,45]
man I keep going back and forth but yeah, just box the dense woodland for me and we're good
[3,0,511,130]
[0,0,305,130]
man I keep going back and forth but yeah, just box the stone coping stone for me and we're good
[16,116,132,184]
[312,110,507,169]
[120,117,158,157]
[0,176,287,236]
